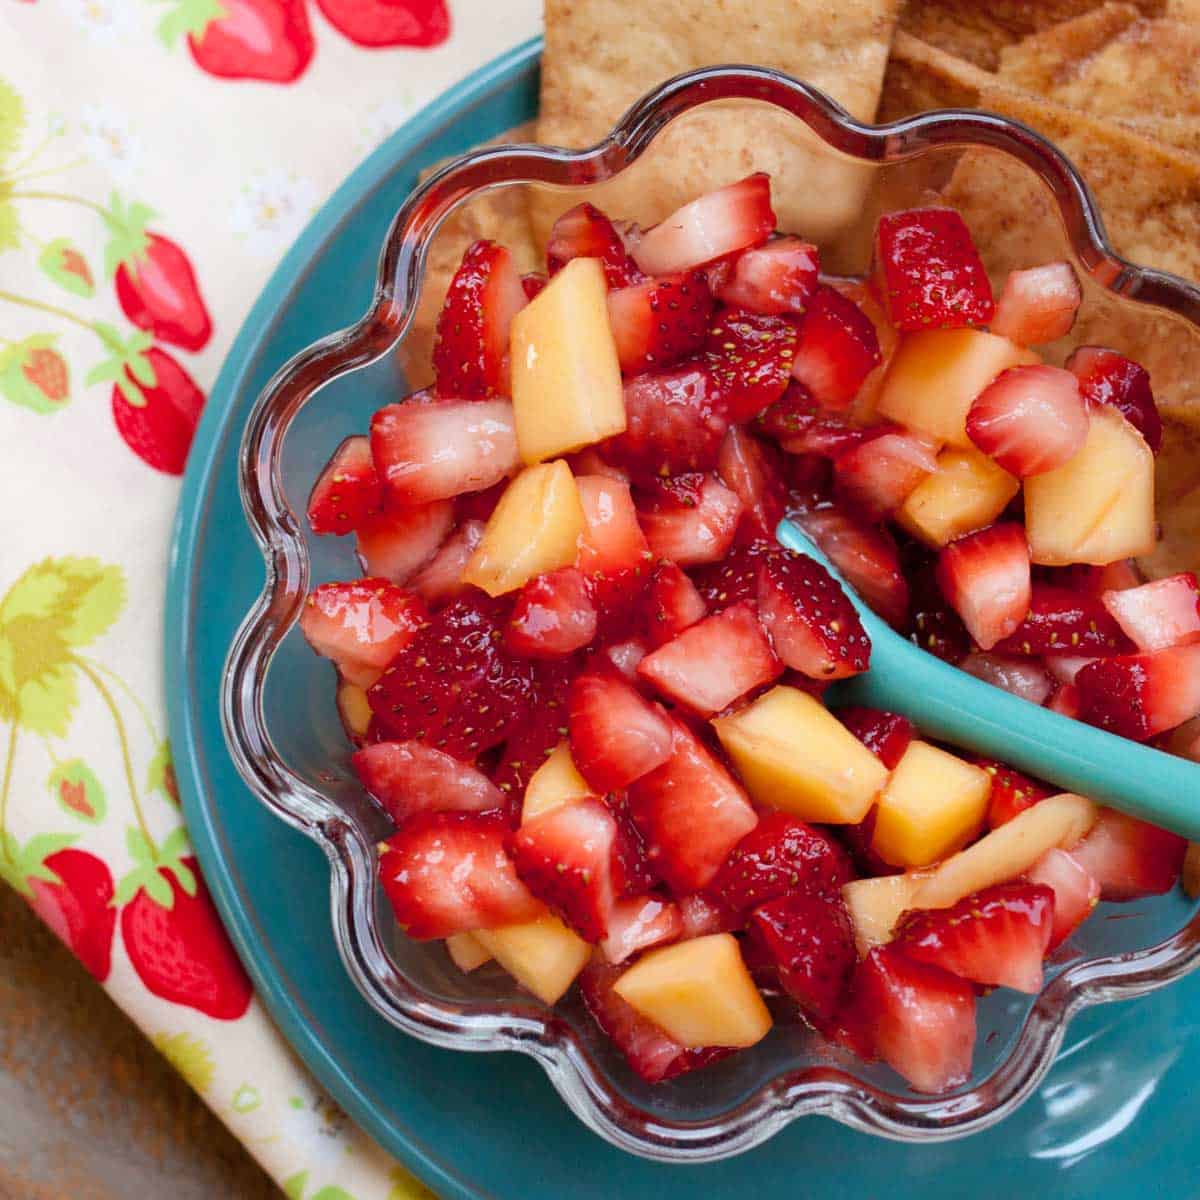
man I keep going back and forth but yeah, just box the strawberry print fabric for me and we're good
[0,1,540,1195]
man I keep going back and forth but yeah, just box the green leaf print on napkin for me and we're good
[0,831,77,898]
[153,1031,215,1093]
[47,758,107,822]
[0,80,25,254]
[38,238,96,298]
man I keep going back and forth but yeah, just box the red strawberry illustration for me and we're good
[24,848,117,982]
[155,0,315,83]
[315,0,450,46]
[22,346,69,404]
[110,346,206,475]
[102,196,212,352]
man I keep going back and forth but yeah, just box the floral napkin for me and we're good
[0,1,539,1195]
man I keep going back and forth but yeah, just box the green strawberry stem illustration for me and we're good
[82,655,159,740]
[6,188,106,216]
[0,718,17,866]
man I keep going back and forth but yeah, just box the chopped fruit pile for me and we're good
[300,178,1193,1096]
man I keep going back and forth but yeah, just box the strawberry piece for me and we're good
[689,537,775,610]
[352,740,505,824]
[756,549,871,679]
[300,579,427,688]
[454,478,507,524]
[1070,808,1187,900]
[901,547,971,663]
[834,431,933,522]
[568,671,674,792]
[990,262,1081,347]
[569,447,629,483]
[872,208,995,331]
[432,240,526,398]
[575,474,653,578]
[677,891,738,938]
[605,794,660,896]
[1047,681,1081,717]
[509,797,620,941]
[1066,345,1162,453]
[960,652,1054,704]
[367,592,533,759]
[490,659,574,801]
[628,718,758,893]
[636,602,783,716]
[370,397,518,506]
[379,812,541,939]
[895,882,1055,993]
[710,811,853,915]
[354,501,454,584]
[838,706,915,769]
[1077,644,1200,740]
[716,425,788,540]
[1101,573,1200,653]
[757,382,870,459]
[546,202,643,288]
[965,365,1088,477]
[1055,559,1143,598]
[1026,848,1100,949]
[993,582,1132,657]
[705,309,798,421]
[714,236,820,315]
[600,894,684,964]
[521,273,547,300]
[790,285,882,410]
[935,523,1031,651]
[595,638,649,680]
[969,756,1054,829]
[633,174,775,275]
[307,435,383,534]
[1043,654,1101,686]
[643,561,707,647]
[748,892,856,1021]
[608,272,715,373]
[601,365,728,481]
[408,519,486,606]
[636,473,743,566]
[505,567,598,658]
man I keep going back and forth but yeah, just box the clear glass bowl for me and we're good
[221,65,1200,1162]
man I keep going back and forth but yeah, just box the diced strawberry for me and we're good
[505,567,597,658]
[355,501,454,584]
[1102,573,1200,653]
[307,435,382,534]
[960,653,1054,705]
[969,756,1054,829]
[605,794,660,896]
[508,797,620,941]
[756,549,871,679]
[1047,681,1081,718]
[748,892,856,1021]
[608,272,715,373]
[1042,655,1098,686]
[367,592,534,759]
[838,706,915,769]
[594,638,648,680]
[990,262,1081,347]
[1066,345,1162,453]
[993,583,1132,657]
[568,447,629,483]
[757,382,870,459]
[546,202,643,288]
[705,309,798,421]
[1026,848,1100,949]
[379,812,542,939]
[574,474,652,579]
[490,659,574,801]
[894,882,1055,993]
[677,891,738,938]
[643,561,707,647]
[1069,808,1187,900]
[600,895,683,964]
[710,811,853,915]
[689,537,774,609]
[632,174,775,275]
[872,208,994,331]
[837,806,900,879]
[454,479,507,524]
[300,579,427,688]
[370,397,518,506]
[790,285,882,410]
[601,365,728,481]
[352,740,505,824]
[636,473,743,566]
[408,519,486,606]
[627,718,758,893]
[568,671,674,793]
[715,237,820,315]
[521,273,547,300]
[935,523,1031,651]
[636,602,783,716]
[965,365,1088,477]
[432,240,526,398]
[903,550,971,663]
[1055,559,1144,598]
[1075,644,1200,740]
[833,428,938,519]
[716,425,788,539]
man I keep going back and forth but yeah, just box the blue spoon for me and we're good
[776,518,1200,841]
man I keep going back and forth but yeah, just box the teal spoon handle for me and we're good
[777,519,1200,841]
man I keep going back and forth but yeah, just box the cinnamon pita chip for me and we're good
[878,30,992,120]
[1139,419,1200,579]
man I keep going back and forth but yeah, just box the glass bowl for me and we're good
[221,64,1200,1162]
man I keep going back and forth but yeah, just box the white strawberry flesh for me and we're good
[1101,573,1200,653]
[989,262,1081,347]
[935,523,1031,651]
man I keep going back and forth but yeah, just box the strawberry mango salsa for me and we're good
[300,175,1196,1094]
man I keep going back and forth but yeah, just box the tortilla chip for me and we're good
[1139,419,1200,579]
[878,31,992,120]
[996,3,1143,92]
[531,0,903,250]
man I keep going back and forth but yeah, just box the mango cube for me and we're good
[897,447,1020,548]
[871,741,991,868]
[876,328,1039,446]
[522,741,590,823]
[510,257,626,464]
[1025,406,1155,566]
[474,912,591,1004]
[462,460,585,595]
[446,932,491,973]
[336,683,372,738]
[612,933,771,1049]
[842,872,931,957]
[712,686,888,824]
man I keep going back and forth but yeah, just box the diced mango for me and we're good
[336,683,372,738]
[897,447,1020,548]
[876,328,1039,446]
[462,461,585,595]
[612,933,771,1049]
[842,871,933,957]
[522,741,590,823]
[446,932,491,973]
[510,257,626,464]
[474,912,591,1004]
[1025,406,1156,566]
[712,686,888,824]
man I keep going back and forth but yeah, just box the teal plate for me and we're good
[166,38,1200,1198]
